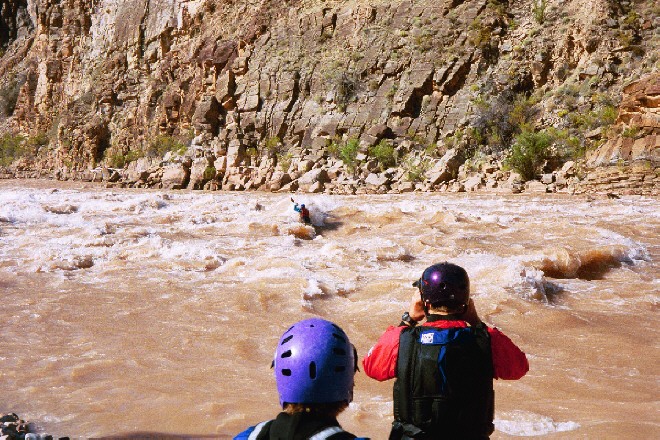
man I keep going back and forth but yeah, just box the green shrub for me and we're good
[598,105,618,126]
[264,136,281,154]
[147,135,187,158]
[425,142,447,158]
[386,85,398,99]
[327,136,341,158]
[107,150,144,168]
[470,92,537,153]
[333,71,359,107]
[0,133,26,166]
[504,129,554,181]
[622,125,640,138]
[402,154,431,182]
[203,166,217,180]
[339,137,360,171]
[246,146,259,157]
[276,151,293,172]
[26,132,49,149]
[14,132,50,159]
[533,0,548,24]
[548,127,584,159]
[369,139,397,171]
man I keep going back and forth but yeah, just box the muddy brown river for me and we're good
[0,180,657,439]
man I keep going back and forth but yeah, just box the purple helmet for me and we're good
[413,262,470,310]
[274,318,356,406]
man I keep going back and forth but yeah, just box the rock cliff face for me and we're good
[0,0,658,194]
[580,74,658,194]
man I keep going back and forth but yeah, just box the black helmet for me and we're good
[413,262,470,310]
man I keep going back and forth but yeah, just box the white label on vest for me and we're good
[420,332,435,344]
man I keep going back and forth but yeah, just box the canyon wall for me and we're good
[0,0,657,194]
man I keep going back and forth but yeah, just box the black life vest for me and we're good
[392,319,495,439]
[249,412,358,440]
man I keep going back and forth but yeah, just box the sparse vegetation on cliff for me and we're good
[106,150,143,169]
[0,133,25,166]
[147,135,188,158]
[338,137,360,173]
[369,139,397,171]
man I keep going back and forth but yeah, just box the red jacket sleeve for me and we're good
[362,325,404,381]
[488,327,529,380]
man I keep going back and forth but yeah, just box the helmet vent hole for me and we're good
[332,333,346,343]
[309,362,317,379]
[281,369,291,376]
[280,350,292,358]
[281,335,294,345]
[335,366,346,372]
[333,348,346,355]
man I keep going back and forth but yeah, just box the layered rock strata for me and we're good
[0,0,658,195]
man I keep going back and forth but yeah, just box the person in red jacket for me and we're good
[363,262,529,440]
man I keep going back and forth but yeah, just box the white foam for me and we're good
[495,410,580,436]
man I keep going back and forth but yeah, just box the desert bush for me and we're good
[369,139,397,171]
[276,151,293,172]
[533,0,548,24]
[402,154,431,182]
[386,84,398,99]
[147,134,187,158]
[444,129,464,149]
[246,146,259,158]
[0,133,26,166]
[203,166,217,180]
[264,136,282,154]
[106,150,144,168]
[332,71,359,108]
[470,91,538,152]
[598,105,618,126]
[547,127,584,159]
[339,137,360,172]
[19,132,50,158]
[504,129,554,181]
[327,136,341,158]
[622,125,640,138]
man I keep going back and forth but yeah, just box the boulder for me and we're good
[463,175,483,192]
[188,158,213,190]
[162,164,190,189]
[526,180,549,193]
[541,173,554,184]
[226,140,244,167]
[268,171,292,191]
[365,172,390,189]
[298,168,329,192]
[427,148,462,186]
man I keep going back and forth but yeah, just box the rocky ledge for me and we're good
[0,413,66,440]
[4,74,658,196]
